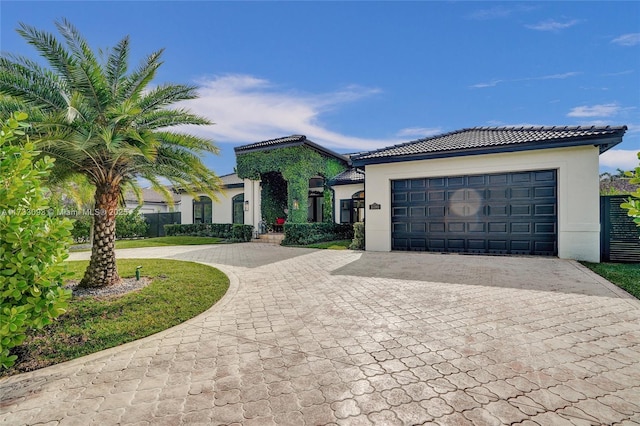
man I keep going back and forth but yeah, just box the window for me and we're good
[340,191,365,223]
[193,196,212,223]
[232,194,244,224]
[352,191,365,223]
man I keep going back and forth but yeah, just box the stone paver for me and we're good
[1,244,640,425]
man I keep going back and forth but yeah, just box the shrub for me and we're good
[165,223,254,242]
[231,224,254,242]
[349,222,365,250]
[115,208,149,239]
[621,152,640,228]
[282,223,354,246]
[70,215,92,243]
[0,113,72,369]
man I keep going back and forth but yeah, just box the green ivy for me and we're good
[261,172,287,225]
[236,146,347,223]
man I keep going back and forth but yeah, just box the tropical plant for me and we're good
[0,112,72,368]
[115,207,149,239]
[621,152,640,227]
[599,169,639,195]
[0,19,221,287]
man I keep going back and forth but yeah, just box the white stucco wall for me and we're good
[363,145,601,262]
[332,183,365,223]
[180,187,244,224]
[124,201,173,214]
[180,194,194,224]
[243,179,262,227]
[215,187,244,224]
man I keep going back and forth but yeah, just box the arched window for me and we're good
[232,194,244,224]
[340,191,365,224]
[352,191,365,223]
[193,196,212,223]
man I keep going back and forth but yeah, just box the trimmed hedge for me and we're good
[232,224,254,242]
[165,223,254,242]
[349,222,365,250]
[282,223,354,246]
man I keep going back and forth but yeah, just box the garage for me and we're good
[391,169,557,255]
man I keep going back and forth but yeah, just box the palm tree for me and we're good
[0,19,221,287]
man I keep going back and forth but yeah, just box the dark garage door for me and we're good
[391,170,557,255]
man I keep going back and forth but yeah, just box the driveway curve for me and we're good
[1,244,639,425]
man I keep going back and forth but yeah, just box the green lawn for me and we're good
[114,236,223,248]
[2,258,229,376]
[582,262,640,299]
[299,240,352,250]
[72,236,224,251]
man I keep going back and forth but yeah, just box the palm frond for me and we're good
[135,109,210,130]
[15,22,75,83]
[0,57,67,110]
[117,49,164,102]
[155,130,219,154]
[137,84,201,113]
[105,36,130,98]
[55,19,110,115]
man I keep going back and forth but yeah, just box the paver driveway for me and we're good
[1,244,639,425]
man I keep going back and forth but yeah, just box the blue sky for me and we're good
[2,1,639,177]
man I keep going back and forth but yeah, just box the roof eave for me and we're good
[235,139,350,165]
[352,136,625,166]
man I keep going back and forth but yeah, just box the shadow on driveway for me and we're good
[169,243,318,268]
[332,251,627,298]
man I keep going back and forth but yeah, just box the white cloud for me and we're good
[470,80,503,89]
[396,127,443,138]
[471,72,579,89]
[177,74,404,152]
[466,4,537,20]
[538,72,581,80]
[600,149,639,170]
[525,19,580,32]
[467,6,513,20]
[611,33,640,47]
[567,104,621,118]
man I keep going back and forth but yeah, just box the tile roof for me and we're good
[329,168,365,185]
[353,126,627,165]
[124,187,181,204]
[219,173,244,187]
[234,135,307,152]
[234,134,350,164]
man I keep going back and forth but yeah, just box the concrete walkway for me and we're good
[1,244,639,425]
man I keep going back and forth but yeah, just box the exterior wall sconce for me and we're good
[293,198,299,210]
[244,200,250,211]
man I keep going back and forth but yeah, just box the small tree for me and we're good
[0,113,72,368]
[621,152,640,228]
[115,207,149,239]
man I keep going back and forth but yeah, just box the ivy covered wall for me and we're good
[260,172,287,225]
[236,146,347,223]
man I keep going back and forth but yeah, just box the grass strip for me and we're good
[581,262,640,299]
[2,258,229,376]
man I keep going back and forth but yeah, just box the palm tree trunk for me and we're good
[79,183,121,288]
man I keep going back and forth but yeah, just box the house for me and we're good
[127,125,627,262]
[124,187,182,214]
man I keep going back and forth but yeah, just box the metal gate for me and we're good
[601,196,640,262]
[143,212,181,237]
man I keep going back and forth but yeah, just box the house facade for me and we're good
[129,125,627,262]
